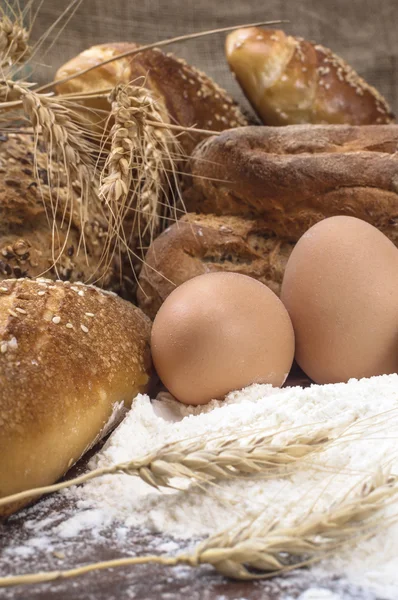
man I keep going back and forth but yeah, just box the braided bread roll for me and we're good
[226,28,394,126]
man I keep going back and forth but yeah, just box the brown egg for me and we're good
[151,272,295,405]
[281,216,398,384]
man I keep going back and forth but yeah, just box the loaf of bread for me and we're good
[226,28,394,126]
[0,131,119,288]
[55,43,248,155]
[184,124,398,244]
[0,278,151,516]
[137,214,293,319]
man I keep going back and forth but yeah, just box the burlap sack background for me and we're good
[24,0,398,114]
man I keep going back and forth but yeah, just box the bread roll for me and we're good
[0,278,151,516]
[226,28,394,126]
[55,43,248,155]
[184,124,398,244]
[138,214,293,319]
[0,131,121,289]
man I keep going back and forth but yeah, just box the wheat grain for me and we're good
[0,428,329,509]
[192,470,398,579]
[0,471,396,588]
[0,15,30,69]
[0,78,100,271]
[98,83,182,280]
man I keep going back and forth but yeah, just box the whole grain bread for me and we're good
[184,125,398,243]
[0,131,139,299]
[0,132,108,282]
[0,278,151,516]
[137,213,293,319]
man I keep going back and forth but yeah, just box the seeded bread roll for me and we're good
[55,43,248,155]
[137,213,293,319]
[0,278,151,517]
[226,28,394,126]
[0,131,119,288]
[184,124,398,244]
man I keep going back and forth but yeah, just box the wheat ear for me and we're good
[0,14,30,68]
[98,83,182,277]
[0,429,329,510]
[192,470,398,579]
[2,79,97,224]
[0,471,396,588]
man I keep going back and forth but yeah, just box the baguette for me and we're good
[226,28,394,126]
[0,278,151,516]
[138,214,293,319]
[55,43,248,155]
[184,124,398,244]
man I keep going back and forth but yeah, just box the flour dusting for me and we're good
[61,374,398,599]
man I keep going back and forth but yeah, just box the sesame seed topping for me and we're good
[1,343,7,354]
[81,324,89,333]
[15,307,27,314]
[66,323,74,329]
[37,291,46,296]
[8,337,18,350]
[0,287,8,292]
[78,291,85,297]
[52,316,61,324]
[8,309,18,318]
[85,313,95,318]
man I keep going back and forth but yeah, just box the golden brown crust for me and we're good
[55,43,248,155]
[137,213,293,319]
[0,278,151,516]
[226,28,395,126]
[184,124,398,243]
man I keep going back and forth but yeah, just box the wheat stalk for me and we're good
[98,83,182,278]
[0,428,329,510]
[0,14,30,69]
[192,470,398,579]
[0,471,396,588]
[2,79,97,226]
[21,87,97,218]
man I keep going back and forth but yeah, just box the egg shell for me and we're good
[281,216,398,384]
[151,272,295,405]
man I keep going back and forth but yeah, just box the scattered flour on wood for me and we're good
[63,374,398,600]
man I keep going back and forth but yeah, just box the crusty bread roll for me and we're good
[184,124,398,244]
[0,131,118,289]
[0,278,151,516]
[55,43,248,155]
[138,214,293,319]
[226,28,394,126]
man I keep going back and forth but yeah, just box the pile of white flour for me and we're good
[65,374,398,599]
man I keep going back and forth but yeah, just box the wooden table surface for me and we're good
[0,371,386,600]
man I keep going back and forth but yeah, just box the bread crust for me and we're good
[0,131,116,285]
[226,28,394,125]
[184,125,398,243]
[55,43,248,155]
[0,278,151,516]
[137,213,293,319]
